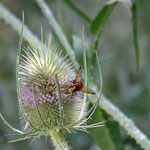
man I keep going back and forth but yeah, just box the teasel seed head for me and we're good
[19,35,86,134]
[0,14,103,150]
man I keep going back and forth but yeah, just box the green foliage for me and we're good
[88,104,116,150]
[131,0,139,70]
[89,2,117,60]
[0,0,149,150]
[90,3,117,36]
[59,0,91,23]
[102,110,124,150]
[60,0,139,71]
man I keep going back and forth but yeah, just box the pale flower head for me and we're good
[19,35,86,134]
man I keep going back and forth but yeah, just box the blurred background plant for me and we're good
[0,0,150,150]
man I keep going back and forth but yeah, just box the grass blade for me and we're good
[131,0,139,70]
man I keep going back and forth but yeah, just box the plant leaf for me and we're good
[131,0,139,70]
[89,2,117,73]
[90,2,117,36]
[88,103,116,150]
[102,110,125,150]
[59,0,91,23]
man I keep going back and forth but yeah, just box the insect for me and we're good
[68,66,96,95]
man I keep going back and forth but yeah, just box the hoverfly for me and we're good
[68,66,95,95]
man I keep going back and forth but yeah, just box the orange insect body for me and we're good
[72,80,83,92]
[68,66,95,95]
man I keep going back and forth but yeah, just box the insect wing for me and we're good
[75,66,81,81]
[80,88,96,95]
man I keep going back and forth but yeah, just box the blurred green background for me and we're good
[0,0,150,150]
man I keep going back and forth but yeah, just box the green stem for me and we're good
[81,26,87,119]
[90,96,150,150]
[35,0,78,68]
[49,129,71,150]
[0,4,41,48]
[60,0,91,23]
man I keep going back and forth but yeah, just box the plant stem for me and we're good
[49,129,71,150]
[35,0,78,68]
[60,0,91,23]
[90,96,150,150]
[0,4,41,48]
